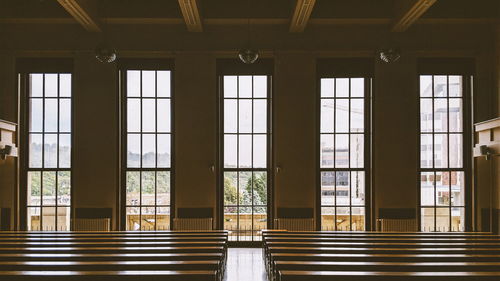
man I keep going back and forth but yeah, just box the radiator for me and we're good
[73,218,111,231]
[173,218,213,231]
[378,218,417,232]
[274,218,315,231]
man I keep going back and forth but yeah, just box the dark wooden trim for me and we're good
[75,208,113,219]
[177,208,213,219]
[277,208,314,219]
[378,208,417,220]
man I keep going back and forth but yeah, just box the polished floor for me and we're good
[225,248,267,281]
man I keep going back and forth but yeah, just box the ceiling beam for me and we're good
[289,0,316,32]
[392,0,437,32]
[178,0,203,32]
[56,0,101,32]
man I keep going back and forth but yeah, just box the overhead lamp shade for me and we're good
[95,44,117,63]
[238,49,259,64]
[379,48,401,63]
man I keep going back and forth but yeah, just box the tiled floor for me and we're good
[225,248,267,281]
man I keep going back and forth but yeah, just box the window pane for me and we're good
[253,135,267,168]
[224,135,237,168]
[142,71,156,97]
[449,134,463,168]
[451,171,465,206]
[420,75,432,97]
[434,134,448,168]
[27,171,41,206]
[142,134,156,168]
[436,207,450,232]
[350,99,364,132]
[238,76,252,98]
[30,99,43,132]
[126,207,140,230]
[42,171,56,206]
[57,171,71,206]
[321,79,334,98]
[238,135,252,168]
[224,172,238,205]
[253,76,267,98]
[127,99,141,132]
[420,134,433,168]
[59,99,71,132]
[224,99,237,133]
[41,207,56,231]
[59,134,71,168]
[126,171,140,206]
[239,99,252,133]
[127,134,141,168]
[434,99,448,132]
[141,207,155,230]
[44,99,58,132]
[436,171,449,206]
[157,134,171,168]
[157,207,170,230]
[320,134,334,168]
[321,172,335,206]
[449,98,463,132]
[27,207,41,231]
[156,71,171,97]
[350,134,364,168]
[336,171,350,206]
[336,207,350,231]
[253,172,267,205]
[335,134,349,168]
[59,74,71,97]
[253,99,267,134]
[142,99,156,132]
[335,99,349,133]
[449,76,462,97]
[44,134,58,168]
[30,74,43,97]
[321,207,335,231]
[351,78,364,97]
[434,75,447,97]
[141,171,155,205]
[157,99,170,133]
[320,99,334,133]
[420,99,432,132]
[224,76,238,98]
[57,207,70,231]
[238,172,252,205]
[157,171,170,205]
[451,207,465,231]
[44,74,58,97]
[352,207,365,231]
[127,71,141,97]
[351,171,365,206]
[421,207,435,232]
[420,172,434,206]
[29,134,43,168]
[335,78,349,97]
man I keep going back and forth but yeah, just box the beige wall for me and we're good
[0,23,498,230]
[174,54,217,216]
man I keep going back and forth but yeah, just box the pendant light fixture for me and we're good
[95,1,116,63]
[238,0,259,64]
[379,48,401,63]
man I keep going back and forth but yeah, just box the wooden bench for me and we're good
[0,231,228,281]
[264,231,500,281]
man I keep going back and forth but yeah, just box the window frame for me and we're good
[417,73,473,232]
[19,69,74,231]
[317,75,372,231]
[216,60,274,242]
[119,61,175,231]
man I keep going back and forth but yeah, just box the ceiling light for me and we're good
[95,44,117,63]
[379,48,401,63]
[238,49,259,64]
